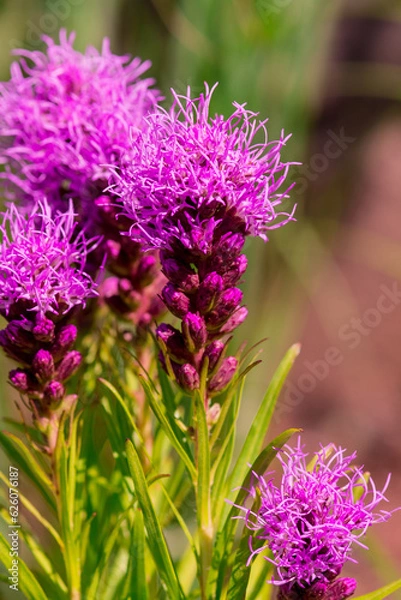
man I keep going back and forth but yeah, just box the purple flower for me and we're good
[116,83,296,249]
[0,29,159,211]
[234,437,394,598]
[116,84,296,395]
[0,199,98,317]
[0,200,99,452]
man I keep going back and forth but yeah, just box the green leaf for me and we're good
[0,430,56,510]
[225,344,300,517]
[212,429,299,599]
[125,508,148,600]
[140,377,196,481]
[126,440,183,599]
[353,579,401,600]
[0,531,48,600]
[98,378,145,446]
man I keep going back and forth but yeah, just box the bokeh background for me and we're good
[0,0,400,596]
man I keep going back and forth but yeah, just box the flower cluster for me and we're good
[0,30,166,336]
[0,200,98,451]
[235,437,392,598]
[116,85,296,396]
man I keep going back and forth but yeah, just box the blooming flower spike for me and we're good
[116,84,297,397]
[0,199,99,452]
[234,437,394,599]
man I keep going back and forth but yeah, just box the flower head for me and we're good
[236,437,393,593]
[0,199,99,316]
[0,29,160,209]
[116,83,296,251]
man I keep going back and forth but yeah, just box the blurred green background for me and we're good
[0,0,401,594]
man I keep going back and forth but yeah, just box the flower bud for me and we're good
[208,356,238,393]
[223,254,248,286]
[105,239,121,261]
[328,578,357,600]
[203,341,225,373]
[135,255,157,287]
[44,380,65,404]
[175,363,200,392]
[220,306,248,334]
[156,324,192,364]
[32,315,55,342]
[161,257,199,293]
[218,233,245,261]
[206,288,243,328]
[32,350,55,383]
[9,369,30,392]
[161,283,190,318]
[57,351,82,381]
[118,279,141,310]
[50,325,77,360]
[4,321,33,350]
[182,312,207,352]
[196,272,223,313]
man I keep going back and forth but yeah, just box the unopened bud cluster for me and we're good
[157,225,248,396]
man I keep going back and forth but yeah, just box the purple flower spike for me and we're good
[0,200,97,452]
[233,436,395,597]
[116,84,297,397]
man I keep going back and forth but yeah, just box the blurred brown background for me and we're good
[0,0,400,594]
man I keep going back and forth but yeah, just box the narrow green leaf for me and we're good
[98,378,145,446]
[126,440,183,599]
[225,344,300,514]
[0,430,56,510]
[140,377,196,481]
[127,509,148,600]
[0,532,48,600]
[353,579,401,600]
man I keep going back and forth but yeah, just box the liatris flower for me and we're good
[116,84,296,396]
[0,199,99,452]
[234,437,394,599]
[0,30,166,337]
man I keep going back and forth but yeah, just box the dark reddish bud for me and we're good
[51,325,77,360]
[203,341,225,372]
[219,233,245,261]
[328,579,357,600]
[156,324,191,364]
[105,239,121,261]
[161,257,199,293]
[206,288,243,328]
[223,254,248,286]
[182,312,207,352]
[196,272,223,313]
[32,350,55,383]
[220,306,248,334]
[161,283,190,318]
[135,255,157,287]
[118,279,142,310]
[57,351,82,381]
[32,315,55,342]
[208,356,238,393]
[44,380,65,403]
[175,363,200,392]
[4,321,33,349]
[9,369,30,392]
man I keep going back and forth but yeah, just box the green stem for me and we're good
[194,389,213,600]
